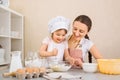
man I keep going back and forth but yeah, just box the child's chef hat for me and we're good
[48,16,70,33]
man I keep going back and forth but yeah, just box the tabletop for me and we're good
[0,68,120,80]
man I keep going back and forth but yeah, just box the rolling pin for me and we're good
[2,72,16,77]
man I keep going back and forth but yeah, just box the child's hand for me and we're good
[52,48,58,56]
[66,56,75,65]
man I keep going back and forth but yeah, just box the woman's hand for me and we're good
[74,58,83,68]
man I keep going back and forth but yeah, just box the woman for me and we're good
[68,15,103,68]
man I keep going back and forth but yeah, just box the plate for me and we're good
[47,72,82,79]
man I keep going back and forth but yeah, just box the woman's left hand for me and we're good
[74,58,83,68]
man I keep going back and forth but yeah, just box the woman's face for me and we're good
[72,21,88,40]
[52,29,66,43]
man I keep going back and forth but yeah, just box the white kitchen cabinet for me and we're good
[0,5,24,65]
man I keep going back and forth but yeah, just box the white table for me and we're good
[0,68,120,80]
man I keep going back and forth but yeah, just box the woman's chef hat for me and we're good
[48,16,70,33]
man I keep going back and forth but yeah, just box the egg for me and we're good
[32,67,40,73]
[39,67,46,73]
[25,67,34,73]
[16,68,26,74]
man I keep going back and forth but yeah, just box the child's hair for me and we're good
[48,16,70,34]
[73,15,92,63]
[53,29,67,34]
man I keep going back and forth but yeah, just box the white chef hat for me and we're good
[48,16,70,33]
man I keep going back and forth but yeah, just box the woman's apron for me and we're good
[68,45,83,68]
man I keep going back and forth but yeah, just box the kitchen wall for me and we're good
[9,0,120,59]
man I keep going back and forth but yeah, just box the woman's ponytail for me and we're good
[85,34,92,63]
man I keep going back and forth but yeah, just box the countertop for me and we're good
[0,68,120,80]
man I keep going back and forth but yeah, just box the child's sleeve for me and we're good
[64,40,68,48]
[42,37,50,44]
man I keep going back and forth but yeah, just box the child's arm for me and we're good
[39,44,58,57]
[64,49,75,65]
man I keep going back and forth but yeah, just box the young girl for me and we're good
[40,16,74,66]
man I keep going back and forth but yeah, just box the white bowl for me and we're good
[49,60,71,72]
[82,63,98,73]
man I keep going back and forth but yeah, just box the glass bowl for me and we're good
[48,60,71,72]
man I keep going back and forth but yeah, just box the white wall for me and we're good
[10,0,120,59]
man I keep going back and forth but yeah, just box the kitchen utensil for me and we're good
[9,51,23,72]
[43,73,62,80]
[3,72,16,77]
[82,63,98,73]
[46,72,82,80]
[97,59,120,74]
[48,60,71,72]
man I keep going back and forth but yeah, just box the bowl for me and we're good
[97,59,120,74]
[48,60,71,72]
[82,63,98,73]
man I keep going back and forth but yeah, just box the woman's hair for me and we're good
[73,15,92,32]
[74,15,92,63]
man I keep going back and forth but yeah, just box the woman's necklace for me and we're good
[69,35,80,48]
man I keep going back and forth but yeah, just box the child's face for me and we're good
[52,29,67,43]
